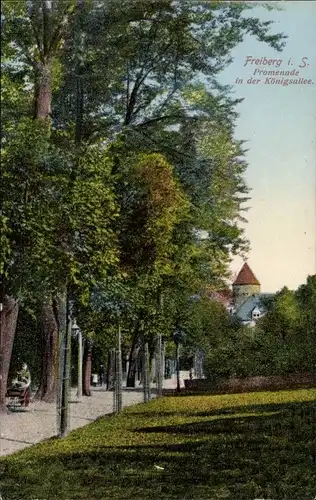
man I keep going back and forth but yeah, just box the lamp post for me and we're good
[156,333,163,397]
[188,294,204,379]
[58,292,73,438]
[156,291,164,397]
[114,321,123,413]
[143,340,150,403]
[72,319,82,402]
[173,329,185,393]
[0,302,3,408]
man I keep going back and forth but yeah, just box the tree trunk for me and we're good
[34,62,52,120]
[150,352,156,383]
[126,333,141,388]
[107,349,115,390]
[33,55,55,400]
[83,340,92,396]
[143,341,151,402]
[0,296,19,412]
[34,300,59,402]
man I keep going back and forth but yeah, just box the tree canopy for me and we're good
[0,0,288,407]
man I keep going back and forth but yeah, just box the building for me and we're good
[230,262,273,326]
[209,262,273,326]
[232,262,261,308]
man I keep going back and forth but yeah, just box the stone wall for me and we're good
[184,372,316,394]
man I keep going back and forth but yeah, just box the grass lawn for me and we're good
[0,388,315,500]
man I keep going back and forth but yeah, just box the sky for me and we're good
[217,1,316,293]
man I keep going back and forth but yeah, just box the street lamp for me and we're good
[173,329,186,393]
[0,303,3,394]
[156,333,163,397]
[113,321,123,413]
[58,294,73,438]
[72,319,82,402]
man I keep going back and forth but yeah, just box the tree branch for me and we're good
[126,64,130,111]
[133,128,197,163]
[124,72,144,126]
[135,114,184,128]
[28,2,44,60]
[48,2,75,56]
[42,0,51,57]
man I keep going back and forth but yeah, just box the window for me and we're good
[252,307,261,320]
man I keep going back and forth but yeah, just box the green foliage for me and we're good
[0,213,12,278]
[296,275,316,339]
[118,153,190,278]
[259,287,300,340]
[52,0,285,290]
[184,297,233,346]
[250,281,316,376]
[1,115,118,308]
[54,0,285,134]
[204,325,316,380]
[202,279,316,380]
[1,0,289,368]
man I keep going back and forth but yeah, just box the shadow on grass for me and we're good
[163,385,316,397]
[1,400,315,500]
[127,399,316,419]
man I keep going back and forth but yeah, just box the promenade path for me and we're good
[0,372,189,457]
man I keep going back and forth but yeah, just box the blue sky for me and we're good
[218,1,316,292]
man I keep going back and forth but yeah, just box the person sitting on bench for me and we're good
[13,363,31,389]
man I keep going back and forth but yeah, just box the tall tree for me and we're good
[0,0,119,406]
[1,0,287,408]
[296,275,316,357]
[260,287,300,341]
[1,0,78,405]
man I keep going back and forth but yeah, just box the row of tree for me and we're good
[0,0,286,411]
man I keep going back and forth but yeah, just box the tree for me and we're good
[0,0,119,407]
[112,152,190,386]
[51,0,287,362]
[295,275,316,372]
[1,0,287,408]
[183,296,244,379]
[249,281,316,376]
[296,275,316,341]
[55,1,286,139]
[259,287,300,341]
[52,3,285,286]
[0,0,78,408]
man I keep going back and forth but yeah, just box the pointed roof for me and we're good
[233,262,260,286]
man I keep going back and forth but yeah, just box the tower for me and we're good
[232,262,261,308]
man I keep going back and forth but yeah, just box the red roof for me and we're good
[209,289,232,306]
[233,262,260,286]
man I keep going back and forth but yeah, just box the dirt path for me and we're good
[0,372,189,456]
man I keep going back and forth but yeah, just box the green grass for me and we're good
[1,389,316,499]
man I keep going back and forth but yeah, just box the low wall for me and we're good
[184,372,316,394]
